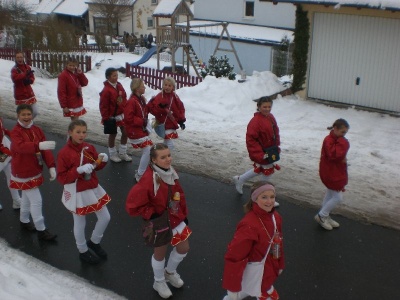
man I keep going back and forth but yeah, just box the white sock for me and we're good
[151,255,166,281]
[166,248,187,273]
[119,144,127,155]
[108,147,117,156]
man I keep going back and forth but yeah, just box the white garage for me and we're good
[308,12,400,113]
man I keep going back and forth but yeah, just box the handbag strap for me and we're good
[162,95,174,125]
[256,213,276,263]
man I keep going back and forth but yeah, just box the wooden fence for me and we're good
[126,64,203,90]
[0,48,91,73]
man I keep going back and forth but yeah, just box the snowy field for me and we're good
[0,50,399,298]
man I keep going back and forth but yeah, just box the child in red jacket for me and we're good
[147,77,186,151]
[57,119,111,264]
[233,97,281,206]
[124,77,154,182]
[11,51,38,118]
[126,143,191,299]
[223,181,284,300]
[57,58,88,120]
[315,118,350,230]
[0,117,22,210]
[99,67,131,163]
[10,104,57,241]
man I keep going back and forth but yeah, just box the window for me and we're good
[94,17,118,36]
[147,17,154,29]
[151,0,158,5]
[245,1,255,17]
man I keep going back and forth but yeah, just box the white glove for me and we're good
[98,153,108,163]
[227,291,239,300]
[49,167,56,181]
[77,163,94,174]
[39,141,56,150]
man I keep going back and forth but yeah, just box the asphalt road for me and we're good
[0,118,399,300]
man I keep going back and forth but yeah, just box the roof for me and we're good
[153,0,193,17]
[35,0,63,14]
[183,20,294,45]
[274,0,400,11]
[54,0,88,16]
[85,0,135,5]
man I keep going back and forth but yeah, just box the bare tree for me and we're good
[89,0,134,54]
[0,0,33,29]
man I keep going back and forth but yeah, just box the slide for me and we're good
[131,46,157,66]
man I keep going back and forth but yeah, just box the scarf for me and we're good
[18,120,33,128]
[152,164,179,196]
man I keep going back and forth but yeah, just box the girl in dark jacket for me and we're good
[315,118,350,230]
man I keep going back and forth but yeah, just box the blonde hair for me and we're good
[130,77,144,94]
[163,76,176,88]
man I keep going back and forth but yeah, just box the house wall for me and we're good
[132,0,159,37]
[299,4,400,112]
[194,0,295,29]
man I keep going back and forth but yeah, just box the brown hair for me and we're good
[327,118,350,130]
[150,143,169,162]
[16,104,33,114]
[243,181,275,213]
[68,119,87,132]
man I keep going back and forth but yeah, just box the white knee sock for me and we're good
[166,248,187,273]
[119,144,127,155]
[152,255,166,281]
[108,147,117,156]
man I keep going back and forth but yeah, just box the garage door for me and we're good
[308,13,400,113]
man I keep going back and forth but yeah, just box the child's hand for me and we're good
[49,167,56,181]
[77,164,94,174]
[98,153,108,163]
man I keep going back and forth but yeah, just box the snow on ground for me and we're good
[0,50,399,298]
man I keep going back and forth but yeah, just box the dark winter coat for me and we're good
[246,112,280,165]
[319,130,350,191]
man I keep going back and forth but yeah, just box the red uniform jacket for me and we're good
[56,140,107,193]
[10,123,55,178]
[246,112,280,165]
[223,204,284,293]
[124,94,150,140]
[147,91,186,130]
[319,130,350,191]
[0,118,11,155]
[11,63,36,104]
[99,81,127,122]
[57,69,88,109]
[125,166,188,229]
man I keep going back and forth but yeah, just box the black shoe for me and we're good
[87,240,108,259]
[20,221,36,232]
[37,229,57,241]
[80,249,100,264]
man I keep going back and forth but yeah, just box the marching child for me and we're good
[99,67,131,163]
[126,143,191,299]
[222,181,284,300]
[315,118,350,230]
[10,104,57,240]
[11,51,39,118]
[147,77,186,151]
[124,77,153,182]
[57,120,111,264]
[0,117,22,210]
[57,58,88,120]
[233,96,281,206]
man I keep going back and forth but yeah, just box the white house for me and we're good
[185,0,296,75]
[275,0,400,113]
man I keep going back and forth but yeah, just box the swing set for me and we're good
[153,0,243,77]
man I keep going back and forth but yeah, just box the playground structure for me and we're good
[152,0,243,77]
